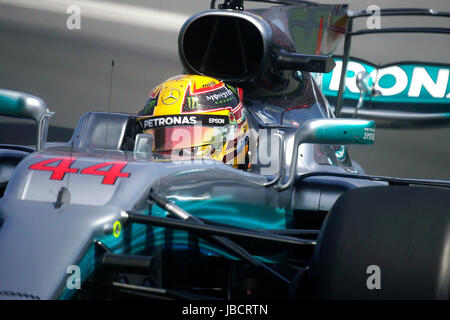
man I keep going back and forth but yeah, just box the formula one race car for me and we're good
[0,0,449,300]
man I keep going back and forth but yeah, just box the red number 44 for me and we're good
[29,157,131,185]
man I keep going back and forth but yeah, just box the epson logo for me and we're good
[209,118,225,124]
[325,60,450,100]
[143,116,197,128]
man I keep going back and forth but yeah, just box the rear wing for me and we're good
[325,8,450,128]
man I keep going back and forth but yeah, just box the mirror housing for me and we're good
[273,118,375,191]
[133,133,154,159]
[0,89,54,150]
[275,50,336,73]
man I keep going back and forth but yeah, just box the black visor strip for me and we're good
[139,114,230,129]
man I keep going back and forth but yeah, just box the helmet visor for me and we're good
[138,114,233,152]
[144,126,232,152]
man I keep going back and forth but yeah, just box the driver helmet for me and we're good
[136,75,249,169]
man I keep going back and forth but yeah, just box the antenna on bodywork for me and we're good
[104,60,115,157]
[59,60,116,208]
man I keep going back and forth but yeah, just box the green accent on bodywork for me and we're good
[335,145,346,161]
[150,196,291,261]
[166,196,288,229]
[314,120,375,145]
[0,89,26,118]
[58,197,292,299]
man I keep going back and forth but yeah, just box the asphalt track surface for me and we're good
[0,0,449,180]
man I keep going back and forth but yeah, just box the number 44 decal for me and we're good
[29,157,131,185]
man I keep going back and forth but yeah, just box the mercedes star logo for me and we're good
[161,88,181,105]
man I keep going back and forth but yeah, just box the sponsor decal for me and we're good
[161,88,181,105]
[213,96,234,105]
[139,114,229,129]
[323,58,450,104]
[205,88,234,102]
[363,127,375,141]
[113,221,122,238]
[141,115,196,128]
[201,81,216,88]
[208,117,225,125]
[182,84,240,112]
[142,98,157,115]
[226,84,239,96]
[185,96,199,111]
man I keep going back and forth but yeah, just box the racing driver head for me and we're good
[136,75,249,169]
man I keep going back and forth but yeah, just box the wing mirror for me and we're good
[0,89,54,150]
[275,50,336,73]
[269,118,375,191]
[133,133,154,159]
